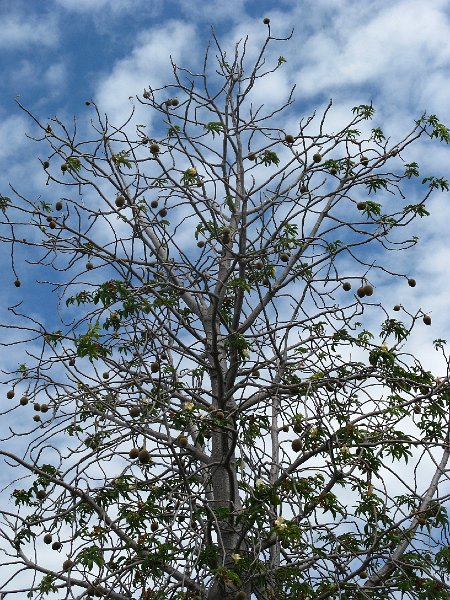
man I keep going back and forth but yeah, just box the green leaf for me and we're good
[261,150,280,167]
[66,156,81,172]
[352,104,375,119]
[204,122,225,139]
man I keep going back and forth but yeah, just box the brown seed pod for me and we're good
[263,17,270,24]
[151,521,158,532]
[197,240,205,248]
[171,98,179,106]
[247,152,257,161]
[36,489,46,500]
[178,436,188,447]
[330,168,337,175]
[40,404,49,413]
[342,282,352,291]
[236,593,247,600]
[43,160,50,169]
[300,184,308,194]
[6,390,15,399]
[423,314,431,326]
[55,201,63,211]
[357,286,366,298]
[61,163,67,172]
[282,424,289,432]
[52,541,62,551]
[34,402,41,411]
[407,278,416,287]
[14,279,21,287]
[284,134,294,144]
[49,220,56,229]
[357,201,367,210]
[62,559,74,571]
[312,152,322,163]
[280,253,290,263]
[360,155,369,166]
[254,260,264,269]
[363,284,374,296]
[33,415,41,422]
[102,371,109,379]
[150,143,160,154]
[150,199,158,208]
[293,422,302,433]
[159,208,168,217]
[138,449,151,464]
[86,262,94,271]
[291,438,302,452]
[129,447,139,460]
[150,361,160,373]
[20,396,29,406]
[393,305,401,311]
[43,533,53,544]
[129,406,140,418]
[46,215,53,223]
[115,195,125,208]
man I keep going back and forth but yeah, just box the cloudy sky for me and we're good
[0,0,450,593]
[1,0,449,374]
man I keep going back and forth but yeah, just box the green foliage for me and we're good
[405,161,420,178]
[38,574,57,595]
[204,122,225,138]
[168,124,181,137]
[112,150,132,169]
[371,127,385,142]
[65,156,81,172]
[277,56,287,65]
[352,104,375,119]
[366,176,388,194]
[422,176,449,192]
[74,321,110,361]
[77,545,105,569]
[0,194,10,213]
[261,150,280,166]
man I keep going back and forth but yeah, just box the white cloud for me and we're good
[94,20,198,129]
[0,12,59,49]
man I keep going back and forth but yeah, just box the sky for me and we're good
[1,0,450,595]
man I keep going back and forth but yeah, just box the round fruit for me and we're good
[115,195,125,208]
[138,449,151,464]
[312,152,322,163]
[102,371,109,379]
[14,279,21,287]
[33,415,41,422]
[357,287,366,298]
[36,489,46,500]
[197,240,205,248]
[284,134,294,144]
[360,570,368,579]
[6,390,15,399]
[342,282,351,291]
[407,278,416,287]
[300,185,308,194]
[40,404,49,413]
[49,220,56,229]
[46,216,53,223]
[150,143,160,154]
[393,305,401,311]
[423,314,431,326]
[43,533,53,544]
[293,422,302,433]
[363,284,374,296]
[179,436,188,447]
[263,17,270,24]
[247,152,257,161]
[360,155,369,166]
[129,447,139,459]
[61,163,67,172]
[55,201,63,211]
[20,396,29,406]
[330,168,337,175]
[85,100,91,106]
[151,361,160,373]
[282,424,289,432]
[215,410,224,419]
[159,208,168,217]
[62,559,73,571]
[129,406,140,417]
[357,202,366,210]
[69,358,75,366]
[171,98,179,106]
[150,200,158,208]
[223,227,231,235]
[86,262,94,271]
[291,438,302,452]
[236,593,247,600]
[151,521,158,532]
[43,161,50,169]
[255,260,263,269]
[252,369,260,377]
[280,253,289,262]
[52,541,62,550]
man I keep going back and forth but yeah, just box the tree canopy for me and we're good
[1,21,450,600]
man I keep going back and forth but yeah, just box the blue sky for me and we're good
[1,0,450,595]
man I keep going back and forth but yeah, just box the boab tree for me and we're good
[1,22,450,600]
